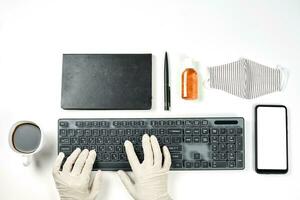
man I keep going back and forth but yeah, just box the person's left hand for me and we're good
[52,148,101,200]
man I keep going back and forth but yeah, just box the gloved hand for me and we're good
[52,148,101,200]
[118,134,172,200]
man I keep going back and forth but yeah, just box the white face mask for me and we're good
[207,58,288,99]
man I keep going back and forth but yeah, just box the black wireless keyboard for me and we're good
[58,118,245,170]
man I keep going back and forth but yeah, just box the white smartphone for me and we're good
[255,105,288,174]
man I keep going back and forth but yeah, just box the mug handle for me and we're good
[22,155,32,167]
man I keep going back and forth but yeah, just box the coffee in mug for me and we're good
[9,121,44,166]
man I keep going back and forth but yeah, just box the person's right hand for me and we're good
[118,134,172,200]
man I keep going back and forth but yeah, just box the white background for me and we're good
[0,0,300,199]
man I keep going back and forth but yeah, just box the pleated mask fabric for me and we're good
[208,58,284,99]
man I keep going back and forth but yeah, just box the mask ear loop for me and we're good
[278,65,289,91]
[203,67,211,90]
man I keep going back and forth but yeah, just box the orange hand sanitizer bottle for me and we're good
[181,61,198,100]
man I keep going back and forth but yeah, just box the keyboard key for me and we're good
[184,129,192,135]
[60,146,71,152]
[114,137,121,144]
[87,137,95,144]
[211,128,218,134]
[156,136,163,144]
[84,129,92,136]
[119,153,127,161]
[228,143,235,151]
[104,137,114,144]
[93,121,100,127]
[96,137,104,144]
[167,145,182,152]
[115,145,122,152]
[82,145,90,150]
[193,136,200,143]
[219,144,227,152]
[201,128,209,134]
[171,154,183,160]
[86,121,93,127]
[212,161,227,168]
[79,138,87,144]
[59,121,68,127]
[211,153,218,160]
[90,145,96,151]
[211,144,218,151]
[210,136,219,143]
[228,161,236,168]
[194,120,201,126]
[102,153,111,161]
[172,161,183,168]
[76,129,84,137]
[113,121,120,127]
[117,129,124,135]
[237,128,243,134]
[184,161,193,168]
[75,121,84,127]
[164,136,171,144]
[130,137,137,145]
[106,145,114,152]
[193,129,200,134]
[70,138,79,145]
[59,129,67,137]
[236,136,243,151]
[98,146,105,152]
[236,152,244,168]
[229,128,235,135]
[202,120,208,126]
[194,161,201,168]
[150,129,157,135]
[201,136,209,143]
[172,136,182,143]
[158,129,165,134]
[227,136,235,143]
[193,153,201,160]
[219,136,227,143]
[228,152,236,160]
[176,120,184,126]
[219,153,227,160]
[94,161,131,171]
[202,161,209,168]
[67,129,75,137]
[92,129,99,136]
[109,129,117,136]
[168,129,183,134]
[185,120,193,126]
[184,136,192,143]
[100,129,107,136]
[60,138,70,144]
[111,153,119,161]
[125,129,131,135]
[220,128,226,134]
[135,146,142,153]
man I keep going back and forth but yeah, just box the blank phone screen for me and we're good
[256,106,287,170]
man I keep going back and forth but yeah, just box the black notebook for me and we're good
[61,54,152,110]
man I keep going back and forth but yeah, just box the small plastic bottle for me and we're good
[181,60,198,100]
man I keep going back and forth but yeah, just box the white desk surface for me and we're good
[1,0,300,199]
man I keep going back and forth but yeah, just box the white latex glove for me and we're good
[52,148,101,200]
[118,134,172,200]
